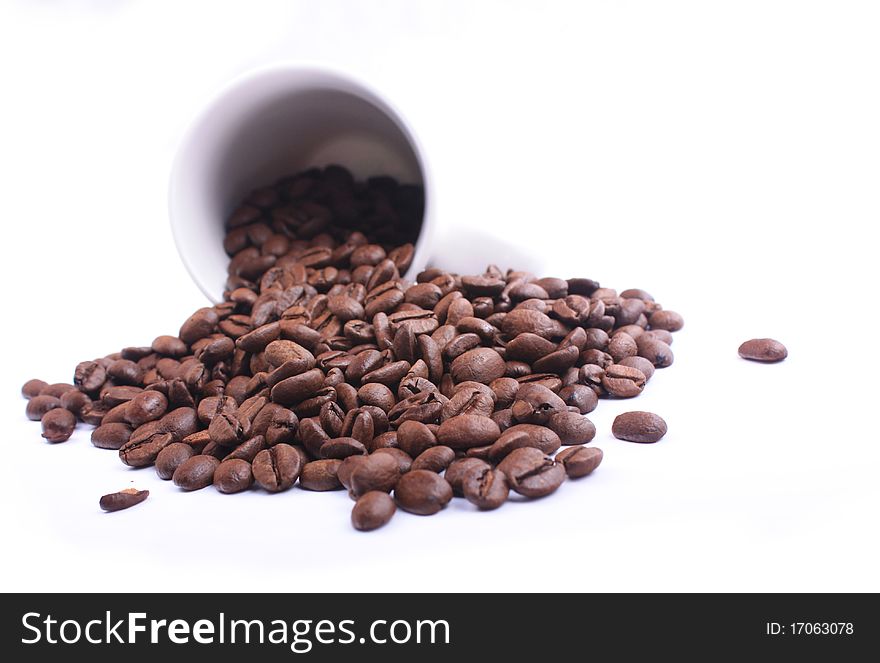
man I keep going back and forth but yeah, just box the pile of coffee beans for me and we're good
[20,165,683,529]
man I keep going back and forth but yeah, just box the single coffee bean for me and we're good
[252,443,302,492]
[556,446,603,478]
[349,452,401,497]
[225,434,267,463]
[26,395,62,421]
[396,420,437,457]
[320,436,367,459]
[213,459,254,494]
[173,455,221,491]
[371,447,413,474]
[738,338,787,362]
[462,467,509,510]
[436,414,502,449]
[22,379,49,399]
[208,412,251,447]
[558,384,598,414]
[352,491,397,531]
[635,335,674,368]
[612,411,668,443]
[601,364,647,398]
[410,446,456,473]
[548,411,596,445]
[617,356,656,381]
[487,423,562,461]
[91,422,133,450]
[648,310,684,331]
[155,442,196,480]
[299,459,344,491]
[74,361,106,393]
[119,431,174,467]
[394,470,453,515]
[497,447,566,498]
[99,488,149,512]
[449,347,506,385]
[60,389,91,417]
[41,408,76,443]
[125,390,168,427]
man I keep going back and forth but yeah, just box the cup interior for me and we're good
[170,67,431,302]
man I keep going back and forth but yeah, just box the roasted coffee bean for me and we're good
[635,335,674,368]
[225,434,267,462]
[74,361,106,393]
[349,452,401,497]
[270,368,326,405]
[612,411,668,443]
[22,378,49,399]
[300,459,344,491]
[558,384,598,414]
[173,455,221,491]
[607,332,638,362]
[556,446,603,478]
[618,356,656,381]
[601,364,647,398]
[320,436,367,459]
[119,431,174,467]
[155,442,196,480]
[371,447,412,474]
[462,467,509,510]
[497,447,566,498]
[91,422,133,450]
[352,491,396,531]
[125,390,168,427]
[548,411,596,445]
[488,423,562,461]
[26,395,62,421]
[648,310,684,331]
[410,445,456,473]
[436,414,501,449]
[738,338,787,362]
[208,412,251,447]
[179,307,219,345]
[511,384,567,424]
[252,444,302,492]
[41,408,76,443]
[450,347,506,385]
[60,389,91,417]
[214,459,254,494]
[394,470,453,515]
[99,488,149,512]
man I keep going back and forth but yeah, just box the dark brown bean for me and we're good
[612,411,668,443]
[352,491,397,531]
[738,338,787,362]
[99,489,149,512]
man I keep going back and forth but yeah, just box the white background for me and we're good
[1,0,878,593]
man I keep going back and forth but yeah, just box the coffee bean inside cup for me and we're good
[20,165,691,530]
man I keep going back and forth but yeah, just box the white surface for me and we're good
[1,0,878,593]
[170,65,432,302]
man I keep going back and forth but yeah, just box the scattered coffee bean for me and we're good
[394,470,453,515]
[173,455,220,491]
[155,442,196,480]
[738,338,787,362]
[252,443,302,492]
[497,447,566,498]
[462,467,509,510]
[352,491,396,531]
[41,408,76,443]
[612,411,668,443]
[213,459,254,494]
[99,488,149,512]
[556,446,603,478]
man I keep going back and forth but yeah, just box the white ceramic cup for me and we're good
[169,64,434,303]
